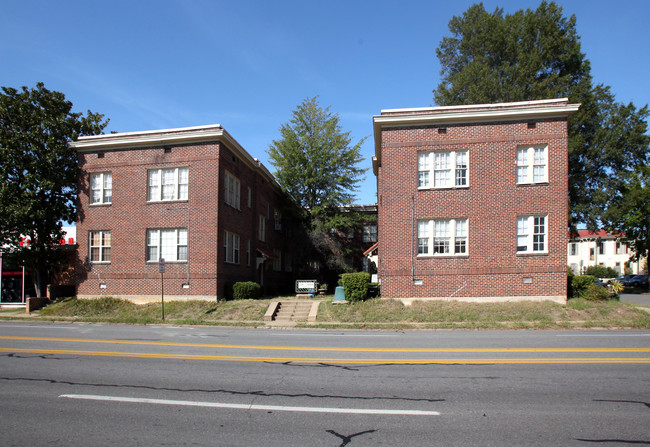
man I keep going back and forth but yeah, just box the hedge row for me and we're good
[224,281,261,300]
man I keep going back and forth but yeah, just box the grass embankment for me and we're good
[1,295,648,329]
[316,298,650,329]
[30,297,268,326]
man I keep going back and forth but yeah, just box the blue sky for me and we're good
[2,0,648,205]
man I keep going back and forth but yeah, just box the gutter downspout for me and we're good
[411,195,415,282]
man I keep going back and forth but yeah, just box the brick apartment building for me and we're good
[372,98,580,303]
[71,124,302,302]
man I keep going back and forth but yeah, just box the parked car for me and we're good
[621,275,649,288]
[614,274,634,283]
[594,279,610,288]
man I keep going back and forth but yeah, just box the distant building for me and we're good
[0,227,76,304]
[568,230,644,275]
[71,125,303,302]
[337,204,378,274]
[373,99,580,303]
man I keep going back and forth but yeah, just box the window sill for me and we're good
[90,261,111,265]
[516,182,549,187]
[146,260,187,264]
[89,203,112,207]
[416,254,469,259]
[516,252,548,257]
[146,199,189,204]
[418,186,469,191]
[225,203,242,211]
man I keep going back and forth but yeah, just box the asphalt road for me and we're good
[1,323,649,446]
[620,292,650,308]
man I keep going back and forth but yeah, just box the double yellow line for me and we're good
[1,336,649,364]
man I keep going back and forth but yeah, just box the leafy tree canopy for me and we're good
[434,1,649,261]
[0,83,108,295]
[267,96,367,214]
[267,97,368,277]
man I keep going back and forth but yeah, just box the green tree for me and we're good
[602,164,650,265]
[583,265,617,279]
[268,96,367,212]
[0,83,108,296]
[433,1,650,257]
[267,97,368,276]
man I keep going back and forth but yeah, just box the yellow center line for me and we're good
[2,348,650,364]
[1,336,649,353]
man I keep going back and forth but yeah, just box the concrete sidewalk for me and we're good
[619,292,650,313]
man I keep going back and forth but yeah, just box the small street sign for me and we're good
[296,280,317,294]
[158,258,166,274]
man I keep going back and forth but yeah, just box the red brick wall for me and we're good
[76,140,298,301]
[377,118,569,301]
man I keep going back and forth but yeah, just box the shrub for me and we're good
[609,279,624,296]
[584,265,618,278]
[233,282,261,300]
[340,272,371,302]
[570,275,595,299]
[583,283,610,301]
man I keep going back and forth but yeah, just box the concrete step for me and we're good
[267,301,319,324]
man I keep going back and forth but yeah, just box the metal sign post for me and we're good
[159,258,165,321]
[0,250,2,303]
[0,250,3,303]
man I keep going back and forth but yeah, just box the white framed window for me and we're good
[148,167,188,202]
[259,215,266,242]
[418,150,468,189]
[273,248,281,271]
[90,172,112,205]
[417,218,468,256]
[517,145,548,184]
[274,209,282,231]
[147,228,187,262]
[89,230,111,263]
[224,171,241,209]
[363,225,377,243]
[569,243,578,256]
[224,230,240,264]
[517,215,547,253]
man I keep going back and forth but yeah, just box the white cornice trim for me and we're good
[373,102,580,128]
[379,98,572,115]
[69,124,225,150]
